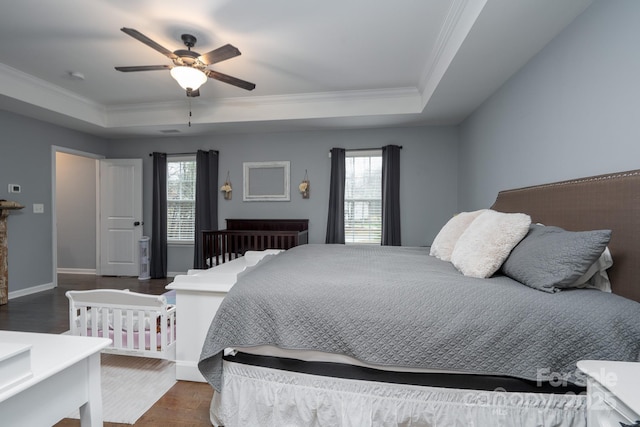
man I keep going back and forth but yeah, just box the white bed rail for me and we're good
[66,289,176,360]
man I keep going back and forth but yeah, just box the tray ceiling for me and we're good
[0,0,593,138]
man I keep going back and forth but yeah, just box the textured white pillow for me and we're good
[430,210,487,261]
[451,210,531,278]
[572,247,613,292]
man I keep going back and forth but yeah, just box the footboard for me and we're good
[66,289,176,360]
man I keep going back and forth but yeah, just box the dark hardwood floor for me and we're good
[0,274,173,334]
[0,274,214,427]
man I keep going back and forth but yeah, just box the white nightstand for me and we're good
[577,360,640,427]
[0,331,111,426]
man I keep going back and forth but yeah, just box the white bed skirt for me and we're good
[210,361,587,427]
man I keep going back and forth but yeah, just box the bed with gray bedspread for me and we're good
[198,244,640,392]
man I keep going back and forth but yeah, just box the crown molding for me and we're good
[419,0,488,109]
[0,60,425,131]
[0,0,485,136]
[0,0,486,135]
[105,87,422,128]
[0,63,107,127]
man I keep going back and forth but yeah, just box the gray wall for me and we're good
[107,125,459,273]
[11,0,633,286]
[56,152,97,270]
[0,110,107,294]
[0,107,458,287]
[458,0,640,210]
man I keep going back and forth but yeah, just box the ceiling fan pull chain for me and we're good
[188,99,192,127]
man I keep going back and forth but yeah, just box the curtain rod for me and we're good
[328,146,403,155]
[348,146,403,151]
[148,150,219,157]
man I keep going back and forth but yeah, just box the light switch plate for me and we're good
[33,204,44,214]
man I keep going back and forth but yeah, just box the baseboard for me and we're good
[57,268,97,275]
[57,268,180,277]
[8,282,55,300]
[175,361,206,382]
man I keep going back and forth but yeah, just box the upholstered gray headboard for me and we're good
[491,170,640,303]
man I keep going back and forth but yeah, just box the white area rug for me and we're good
[67,353,176,424]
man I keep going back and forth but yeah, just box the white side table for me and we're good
[577,360,640,427]
[0,331,111,427]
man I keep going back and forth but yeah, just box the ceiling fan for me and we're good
[115,27,256,97]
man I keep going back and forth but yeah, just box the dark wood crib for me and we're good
[202,219,309,267]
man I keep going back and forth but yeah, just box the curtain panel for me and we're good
[193,150,219,269]
[150,152,167,278]
[325,147,346,244]
[382,144,401,246]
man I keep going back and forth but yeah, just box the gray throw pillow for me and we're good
[501,224,611,293]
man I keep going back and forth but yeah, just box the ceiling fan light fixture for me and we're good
[170,66,207,91]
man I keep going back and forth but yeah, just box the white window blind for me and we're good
[167,156,196,242]
[344,150,382,244]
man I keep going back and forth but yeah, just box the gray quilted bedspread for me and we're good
[198,244,640,392]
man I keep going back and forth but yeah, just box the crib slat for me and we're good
[169,310,176,345]
[126,310,134,350]
[69,304,77,335]
[79,307,88,336]
[160,312,167,351]
[90,308,99,338]
[113,309,123,349]
[136,310,145,351]
[100,309,108,339]
[149,310,158,352]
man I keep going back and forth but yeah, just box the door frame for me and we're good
[51,146,104,288]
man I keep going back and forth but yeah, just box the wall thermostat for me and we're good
[8,184,21,193]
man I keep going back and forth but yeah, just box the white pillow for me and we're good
[430,210,487,261]
[451,210,531,278]
[572,247,613,292]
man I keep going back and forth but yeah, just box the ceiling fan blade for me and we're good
[186,88,200,97]
[120,27,178,60]
[205,69,256,91]
[115,65,170,72]
[198,44,241,65]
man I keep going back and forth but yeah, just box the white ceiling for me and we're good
[0,0,593,138]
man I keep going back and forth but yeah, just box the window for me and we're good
[344,150,382,244]
[167,156,196,243]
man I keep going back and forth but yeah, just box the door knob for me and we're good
[134,221,141,226]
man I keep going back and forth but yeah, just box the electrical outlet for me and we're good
[33,204,44,214]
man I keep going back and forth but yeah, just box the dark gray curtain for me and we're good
[193,150,219,269]
[325,147,346,244]
[382,144,401,246]
[150,152,167,278]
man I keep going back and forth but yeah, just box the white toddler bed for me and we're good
[66,289,176,360]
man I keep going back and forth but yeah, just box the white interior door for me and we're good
[99,159,143,276]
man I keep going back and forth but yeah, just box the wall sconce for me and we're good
[299,170,310,199]
[220,171,232,200]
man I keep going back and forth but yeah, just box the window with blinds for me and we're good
[167,156,196,242]
[344,150,382,244]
